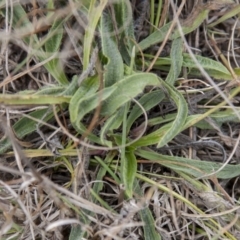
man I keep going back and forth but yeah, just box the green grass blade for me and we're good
[95,156,121,184]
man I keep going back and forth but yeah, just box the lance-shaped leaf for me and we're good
[69,75,100,128]
[123,148,137,198]
[100,13,124,87]
[166,38,183,86]
[138,6,210,51]
[100,73,160,116]
[126,90,165,133]
[136,149,240,179]
[156,80,188,148]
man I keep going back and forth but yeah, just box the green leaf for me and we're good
[72,85,117,124]
[130,82,188,148]
[182,53,232,80]
[144,52,232,80]
[100,107,125,147]
[69,75,100,127]
[139,6,209,51]
[34,75,78,96]
[210,109,240,123]
[100,13,124,87]
[134,181,161,240]
[42,16,69,85]
[131,87,188,148]
[136,149,240,179]
[101,73,160,116]
[83,0,108,70]
[138,21,172,52]
[114,0,135,64]
[0,94,70,105]
[157,81,188,148]
[123,148,137,198]
[5,3,69,85]
[95,155,121,184]
[148,113,177,126]
[208,3,240,28]
[44,18,63,54]
[43,58,69,85]
[71,73,159,132]
[60,75,78,96]
[69,226,85,240]
[0,109,54,154]
[126,90,165,133]
[35,86,66,95]
[92,153,118,208]
[193,109,240,130]
[166,38,183,85]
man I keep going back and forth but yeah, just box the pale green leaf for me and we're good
[157,80,188,148]
[0,109,54,154]
[72,86,117,124]
[137,149,240,179]
[0,94,70,105]
[101,73,160,116]
[138,22,172,52]
[166,38,183,85]
[83,0,108,70]
[100,13,124,87]
[35,86,65,95]
[44,18,63,54]
[59,75,78,96]
[208,4,240,28]
[182,53,231,80]
[139,7,209,51]
[69,75,100,125]
[134,181,162,240]
[100,107,125,147]
[123,148,137,198]
[114,0,135,64]
[69,226,86,240]
[210,109,240,123]
[126,90,165,133]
